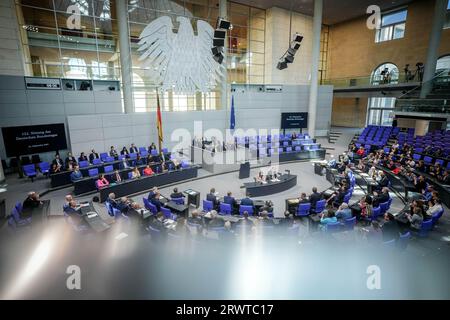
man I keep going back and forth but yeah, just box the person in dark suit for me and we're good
[381,213,400,241]
[89,149,100,163]
[109,146,118,158]
[52,154,64,170]
[170,187,185,199]
[373,187,390,207]
[111,170,122,183]
[120,146,129,156]
[148,142,157,152]
[377,171,389,189]
[23,191,42,213]
[206,188,219,209]
[240,193,254,207]
[106,192,118,209]
[130,143,139,154]
[150,192,163,212]
[65,152,77,168]
[223,191,238,213]
[147,187,158,201]
[298,193,309,204]
[309,187,322,210]
[78,152,88,163]
[65,200,82,215]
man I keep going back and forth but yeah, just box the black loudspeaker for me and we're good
[293,43,301,50]
[285,55,294,63]
[217,19,231,30]
[294,34,303,42]
[239,162,250,179]
[211,47,222,55]
[213,38,225,47]
[277,61,288,70]
[214,30,226,38]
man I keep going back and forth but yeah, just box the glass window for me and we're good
[436,55,450,72]
[371,63,399,85]
[445,0,450,29]
[375,9,407,42]
[367,97,396,126]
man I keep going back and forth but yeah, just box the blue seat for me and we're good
[151,149,158,156]
[105,202,114,216]
[92,158,102,165]
[171,197,184,205]
[295,146,302,151]
[343,193,351,204]
[118,154,126,161]
[161,207,175,220]
[143,198,158,214]
[128,172,133,179]
[314,199,326,214]
[88,168,98,177]
[286,147,293,152]
[140,150,148,157]
[296,203,311,217]
[104,165,113,173]
[219,203,232,215]
[181,161,190,169]
[379,201,389,214]
[11,207,31,226]
[129,153,137,160]
[78,160,89,168]
[344,216,356,230]
[371,206,382,220]
[162,148,169,154]
[203,200,213,212]
[417,220,433,237]
[100,152,108,161]
[326,222,341,233]
[15,201,23,213]
[139,147,147,154]
[23,164,37,181]
[38,162,50,176]
[431,208,444,225]
[239,205,254,216]
[105,156,115,163]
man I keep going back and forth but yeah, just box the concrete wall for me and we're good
[0,75,122,162]
[0,0,25,76]
[331,97,368,128]
[264,7,314,85]
[327,0,450,79]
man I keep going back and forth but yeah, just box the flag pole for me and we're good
[156,88,163,155]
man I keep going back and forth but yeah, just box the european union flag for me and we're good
[230,95,235,130]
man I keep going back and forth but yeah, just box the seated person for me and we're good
[220,221,236,241]
[381,213,400,242]
[106,192,118,209]
[171,158,181,170]
[143,165,154,176]
[111,170,122,183]
[257,210,274,225]
[373,187,390,207]
[63,194,73,212]
[309,187,322,210]
[356,146,365,157]
[426,199,443,217]
[149,212,166,231]
[148,187,159,201]
[170,187,185,199]
[78,152,88,163]
[23,191,42,213]
[223,191,238,214]
[319,210,337,228]
[206,188,219,209]
[414,175,427,193]
[89,149,100,163]
[359,194,373,220]
[377,171,389,189]
[120,146,129,156]
[130,167,141,179]
[70,165,83,182]
[52,154,64,170]
[65,152,77,168]
[109,146,118,158]
[150,192,163,212]
[204,210,224,229]
[148,142,157,152]
[235,211,254,228]
[327,186,346,208]
[135,154,145,166]
[50,163,61,174]
[240,192,254,207]
[187,210,204,229]
[130,143,139,154]
[255,170,267,183]
[335,203,352,220]
[298,193,309,204]
[96,174,110,188]
[406,207,424,230]
[116,197,132,214]
[65,200,82,215]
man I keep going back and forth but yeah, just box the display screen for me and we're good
[281,112,308,129]
[2,123,67,157]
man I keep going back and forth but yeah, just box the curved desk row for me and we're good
[99,166,198,202]
[243,174,297,197]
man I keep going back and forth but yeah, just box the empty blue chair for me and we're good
[343,193,351,204]
[371,206,382,219]
[140,150,148,157]
[104,165,113,173]
[296,203,311,217]
[203,200,213,212]
[181,161,190,169]
[397,231,411,250]
[15,201,23,213]
[78,160,89,168]
[417,220,433,237]
[129,153,137,160]
[100,152,108,161]
[344,216,356,230]
[314,199,326,214]
[171,197,184,205]
[161,207,173,219]
[286,147,293,152]
[88,168,98,177]
[23,164,37,181]
[38,162,50,176]
[277,147,284,153]
[219,203,232,215]
[11,208,31,226]
[239,205,254,216]
[423,156,433,165]
[435,159,444,166]
[105,156,114,162]
[283,141,289,146]
[412,154,421,161]
[162,148,169,154]
[128,172,133,179]
[92,158,102,165]
[118,154,126,161]
[379,201,389,214]
[139,147,146,153]
[326,222,341,233]
[295,146,302,151]
[151,149,158,156]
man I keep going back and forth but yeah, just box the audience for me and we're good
[89,149,100,163]
[335,203,352,220]
[96,174,110,188]
[170,187,184,199]
[70,165,83,182]
[143,165,154,176]
[131,167,141,179]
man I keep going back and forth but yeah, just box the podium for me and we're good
[184,189,200,208]
[239,161,250,179]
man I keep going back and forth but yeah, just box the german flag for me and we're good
[156,90,163,152]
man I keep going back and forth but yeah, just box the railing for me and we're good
[395,99,450,114]
[398,68,450,99]
[322,74,413,88]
